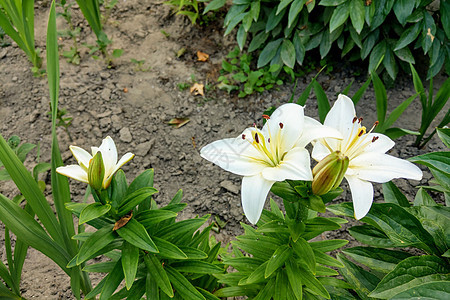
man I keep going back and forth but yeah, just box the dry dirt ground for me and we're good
[0,0,448,298]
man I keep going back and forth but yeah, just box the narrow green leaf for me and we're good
[288,0,306,28]
[77,225,115,265]
[79,203,111,225]
[352,76,371,105]
[309,239,348,252]
[265,244,292,278]
[349,0,365,34]
[100,259,124,300]
[0,193,70,273]
[203,0,226,14]
[257,39,283,68]
[0,134,63,245]
[371,71,387,127]
[393,0,415,25]
[409,152,450,176]
[170,261,223,274]
[116,218,158,253]
[394,22,421,51]
[144,254,173,298]
[312,79,330,122]
[436,128,450,148]
[337,253,380,299]
[381,93,418,132]
[392,281,450,299]
[152,236,187,259]
[329,2,349,33]
[118,187,158,216]
[122,241,139,290]
[297,260,330,298]
[281,39,296,68]
[313,250,344,267]
[382,181,410,207]
[292,237,316,274]
[166,266,205,300]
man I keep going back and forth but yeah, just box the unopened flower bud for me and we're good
[312,151,349,196]
[88,152,105,190]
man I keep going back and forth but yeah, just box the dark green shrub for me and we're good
[217,0,449,80]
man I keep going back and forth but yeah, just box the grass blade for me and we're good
[312,79,330,123]
[0,193,70,272]
[47,0,78,255]
[379,93,418,132]
[371,72,387,128]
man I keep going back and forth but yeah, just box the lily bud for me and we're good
[312,151,349,196]
[88,152,105,190]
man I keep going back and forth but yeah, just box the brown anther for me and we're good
[279,122,284,129]
[254,133,259,143]
[262,114,270,120]
[358,117,363,123]
[352,117,358,123]
[242,134,246,140]
[268,138,271,143]
[372,136,379,143]
[374,121,379,126]
[358,129,364,137]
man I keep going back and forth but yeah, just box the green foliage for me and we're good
[66,174,224,299]
[0,0,42,73]
[410,63,450,148]
[130,58,151,72]
[166,0,220,25]
[218,47,283,97]
[328,133,450,299]
[57,0,81,65]
[214,197,350,299]
[221,0,449,80]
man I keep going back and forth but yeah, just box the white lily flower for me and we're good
[312,94,423,219]
[200,103,341,224]
[57,136,134,189]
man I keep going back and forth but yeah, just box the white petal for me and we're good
[200,138,266,176]
[56,165,88,183]
[324,94,356,138]
[345,175,374,219]
[311,142,332,162]
[98,136,118,176]
[241,174,275,224]
[103,152,135,188]
[264,103,305,153]
[262,147,313,181]
[350,152,423,183]
[361,133,395,154]
[295,116,342,148]
[69,146,92,170]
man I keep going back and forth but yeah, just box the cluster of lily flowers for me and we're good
[57,94,422,225]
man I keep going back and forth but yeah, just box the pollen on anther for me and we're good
[358,129,364,137]
[374,121,379,126]
[352,117,358,123]
[254,133,260,143]
[279,122,284,129]
[242,134,246,140]
[358,117,363,123]
[372,136,379,143]
[262,114,270,120]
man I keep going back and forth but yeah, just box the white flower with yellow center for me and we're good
[312,94,423,219]
[57,136,134,189]
[200,103,341,224]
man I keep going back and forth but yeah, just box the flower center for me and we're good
[339,117,379,160]
[241,116,284,167]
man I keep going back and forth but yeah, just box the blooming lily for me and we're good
[200,103,341,224]
[57,136,134,189]
[312,94,423,219]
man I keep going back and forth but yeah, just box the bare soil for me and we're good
[0,0,448,298]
